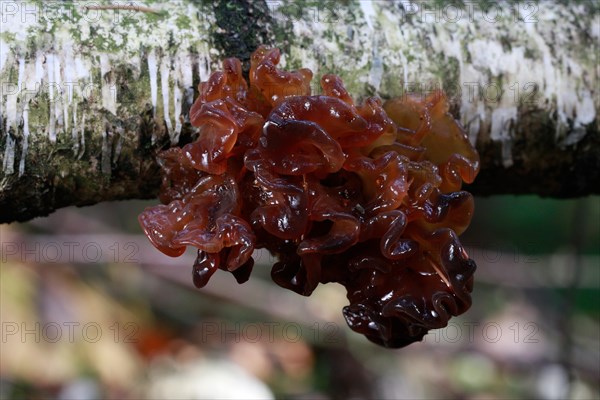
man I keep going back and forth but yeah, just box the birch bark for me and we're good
[0,0,598,222]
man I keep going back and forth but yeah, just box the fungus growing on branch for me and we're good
[139,47,480,348]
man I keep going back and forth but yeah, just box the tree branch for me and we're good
[1,1,598,223]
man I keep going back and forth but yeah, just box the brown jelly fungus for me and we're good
[139,47,480,348]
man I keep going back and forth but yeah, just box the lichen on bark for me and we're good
[0,0,598,223]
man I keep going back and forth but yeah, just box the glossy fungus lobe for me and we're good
[139,46,480,348]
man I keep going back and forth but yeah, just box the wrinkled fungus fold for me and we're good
[139,46,480,348]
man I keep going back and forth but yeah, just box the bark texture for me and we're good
[1,0,598,223]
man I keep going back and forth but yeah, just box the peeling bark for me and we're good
[1,0,598,223]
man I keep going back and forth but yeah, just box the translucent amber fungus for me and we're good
[139,47,480,348]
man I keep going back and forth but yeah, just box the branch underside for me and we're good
[1,0,598,223]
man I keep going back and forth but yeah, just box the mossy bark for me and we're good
[1,0,598,223]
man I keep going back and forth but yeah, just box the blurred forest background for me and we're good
[1,195,598,400]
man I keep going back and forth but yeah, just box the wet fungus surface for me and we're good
[139,47,480,348]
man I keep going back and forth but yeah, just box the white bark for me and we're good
[0,0,598,222]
